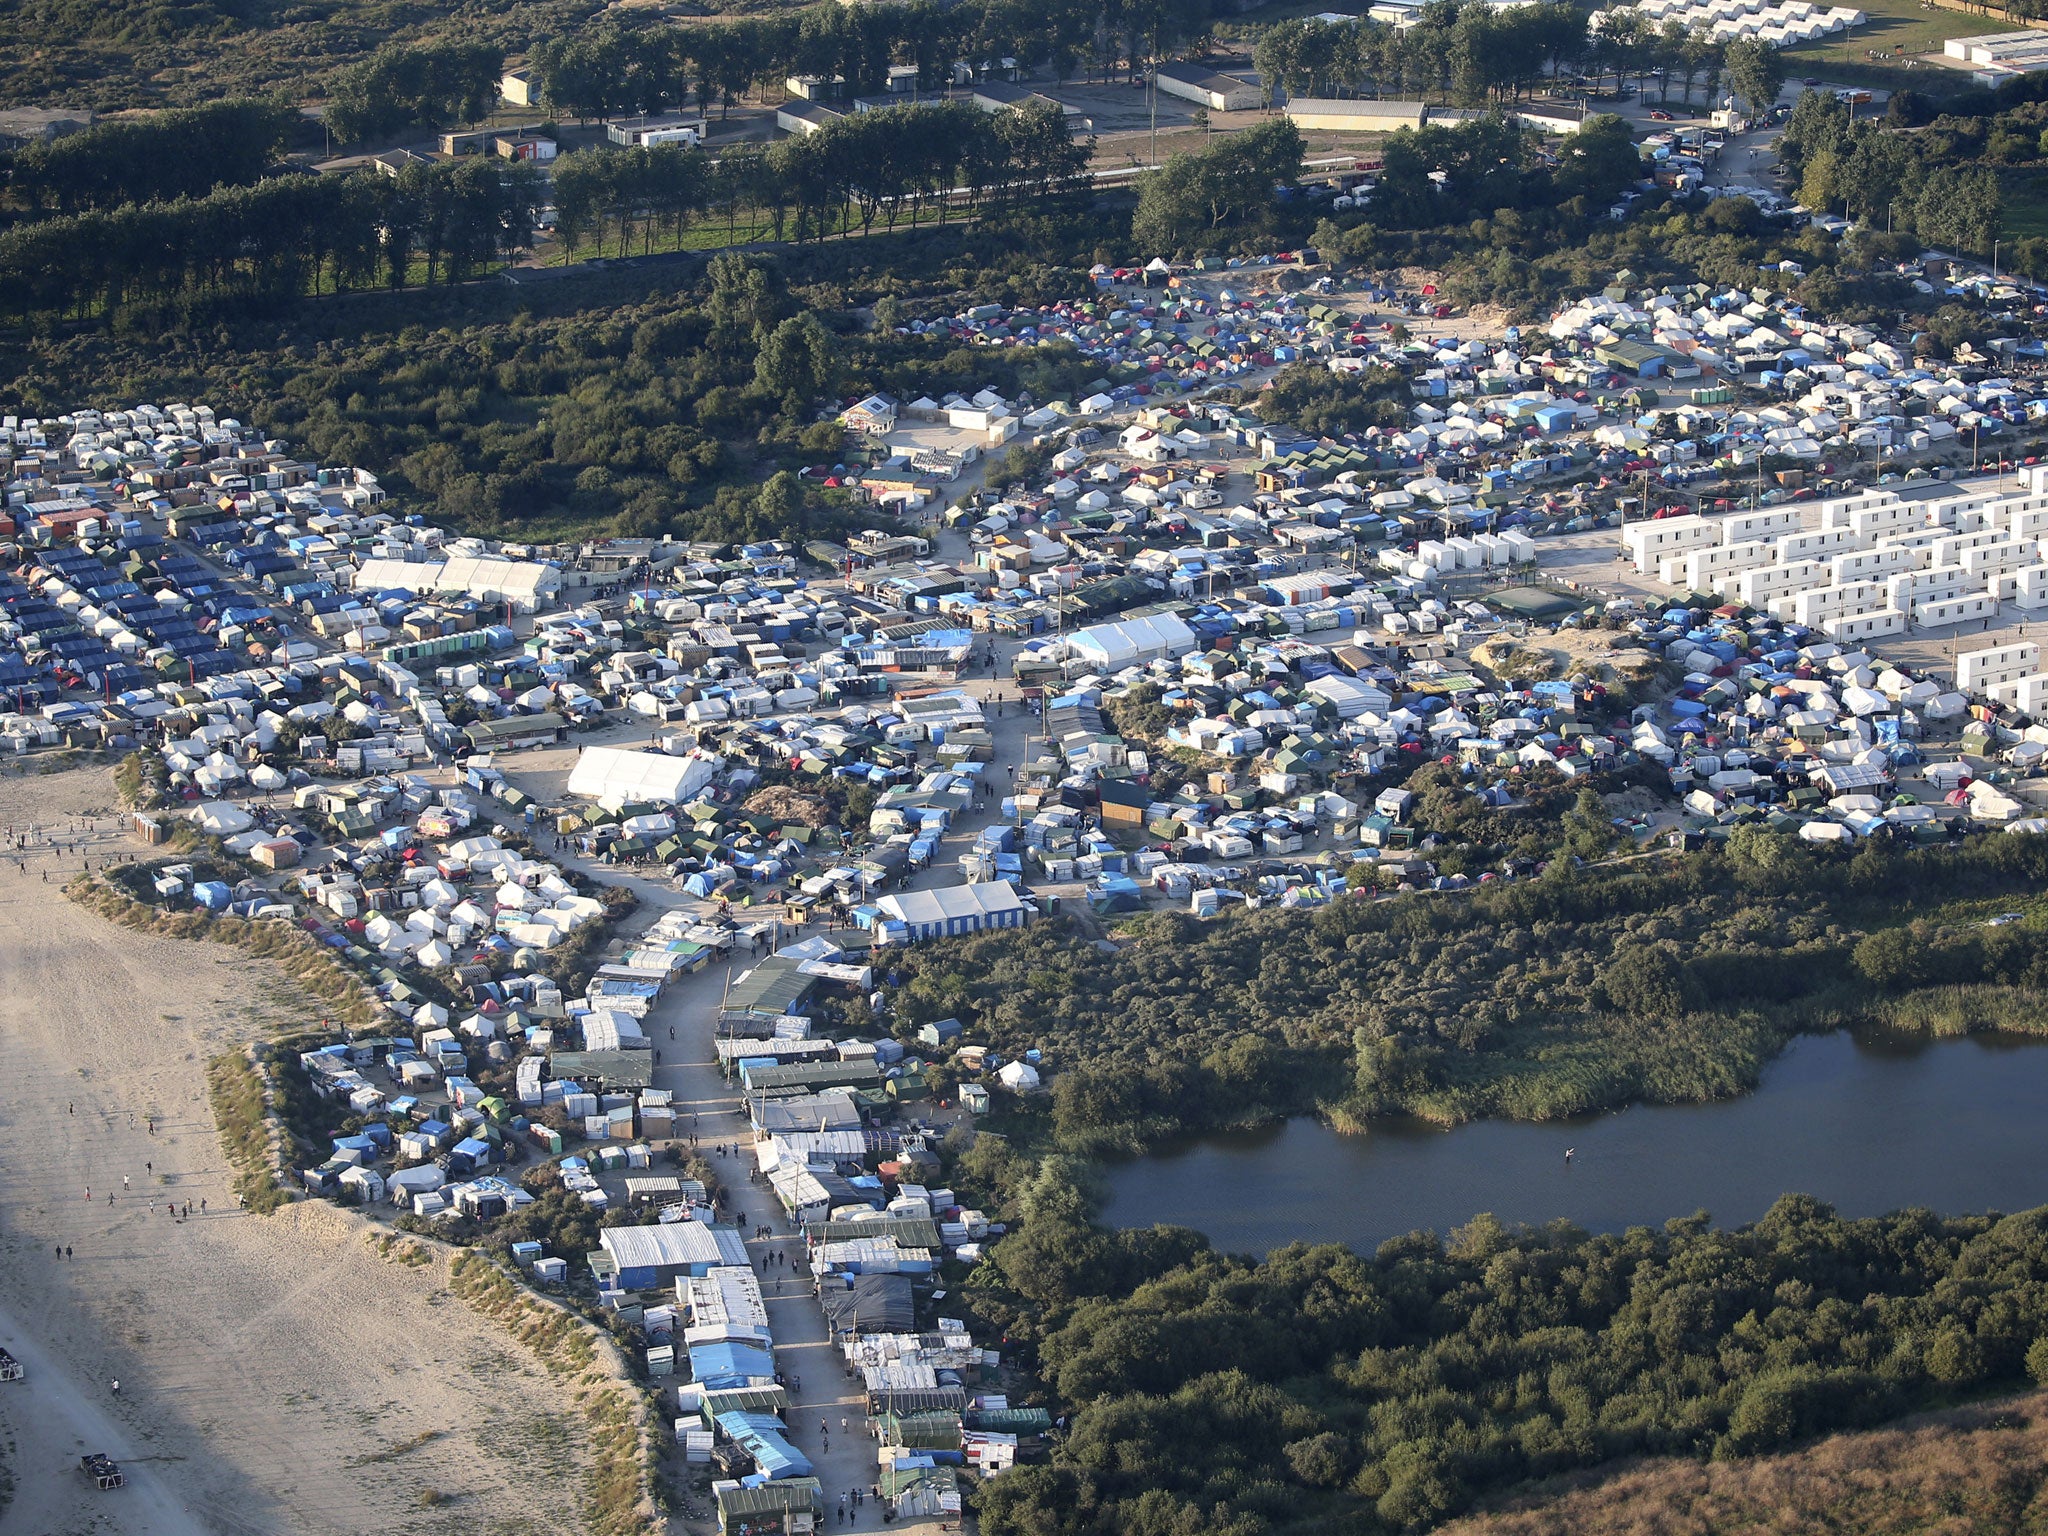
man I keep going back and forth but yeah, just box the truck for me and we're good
[80,1453,125,1490]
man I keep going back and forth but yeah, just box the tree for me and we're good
[327,39,503,144]
[1597,944,1698,1016]
[1554,113,1641,203]
[1724,38,1786,117]
[1915,163,2001,254]
[1131,117,1303,254]
[8,99,296,214]
[753,313,836,409]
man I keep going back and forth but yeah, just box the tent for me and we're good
[1066,613,1197,670]
[567,747,722,805]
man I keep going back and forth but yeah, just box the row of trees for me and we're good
[1254,4,1588,107]
[0,97,295,216]
[1250,6,1785,110]
[0,160,539,323]
[324,39,504,145]
[527,0,1218,123]
[551,98,1088,257]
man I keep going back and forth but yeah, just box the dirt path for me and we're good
[0,1298,214,1536]
[0,765,591,1536]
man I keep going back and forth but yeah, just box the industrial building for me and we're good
[1152,62,1263,112]
[1283,97,1427,131]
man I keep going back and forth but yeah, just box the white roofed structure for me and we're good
[352,555,563,611]
[1065,612,1196,669]
[567,747,722,805]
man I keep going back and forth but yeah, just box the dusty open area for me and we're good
[0,764,591,1536]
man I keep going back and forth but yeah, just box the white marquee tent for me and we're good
[566,746,722,806]
[1065,613,1197,670]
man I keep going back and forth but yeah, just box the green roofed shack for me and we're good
[1487,587,1589,623]
[716,1476,822,1536]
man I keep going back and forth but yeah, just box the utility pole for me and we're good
[1148,25,1160,169]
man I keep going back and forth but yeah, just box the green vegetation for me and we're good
[1,98,295,214]
[964,1176,2048,1536]
[0,233,1113,538]
[0,0,594,111]
[1254,4,1617,105]
[893,826,2048,1154]
[205,1051,290,1213]
[1781,88,2003,257]
[549,98,1086,261]
[524,0,1218,125]
[325,38,501,145]
[0,158,541,325]
[1133,118,1308,257]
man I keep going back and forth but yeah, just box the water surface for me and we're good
[1100,1031,2048,1254]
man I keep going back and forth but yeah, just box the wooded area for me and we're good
[961,1176,2048,1535]
[894,823,2048,1154]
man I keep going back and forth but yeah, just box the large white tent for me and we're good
[352,555,562,611]
[1065,613,1197,670]
[566,746,721,806]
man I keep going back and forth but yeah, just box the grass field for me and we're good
[1781,0,2019,93]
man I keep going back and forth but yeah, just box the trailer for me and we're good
[80,1453,125,1489]
[0,1347,19,1381]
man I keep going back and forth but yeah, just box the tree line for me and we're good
[0,159,540,323]
[550,98,1087,258]
[0,97,296,216]
[1253,6,1785,111]
[526,0,1218,124]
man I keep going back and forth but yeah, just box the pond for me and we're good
[1099,1030,2048,1255]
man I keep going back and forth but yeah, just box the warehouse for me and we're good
[1283,97,1427,131]
[598,1223,750,1289]
[352,554,562,611]
[1065,611,1197,669]
[875,880,1031,942]
[1153,62,1263,112]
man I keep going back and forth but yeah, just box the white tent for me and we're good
[566,746,723,805]
[191,800,254,835]
[1066,613,1197,670]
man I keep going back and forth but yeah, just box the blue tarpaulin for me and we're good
[690,1340,776,1390]
[716,1411,813,1479]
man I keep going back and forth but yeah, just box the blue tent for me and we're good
[716,1412,813,1479]
[690,1340,776,1390]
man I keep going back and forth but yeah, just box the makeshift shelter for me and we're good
[819,1273,916,1334]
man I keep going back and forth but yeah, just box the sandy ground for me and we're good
[0,766,591,1536]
